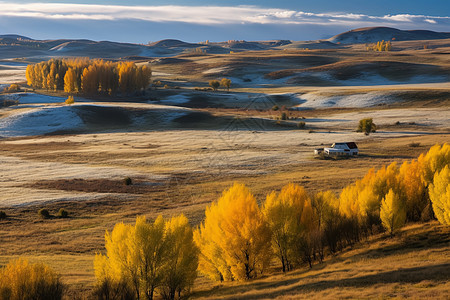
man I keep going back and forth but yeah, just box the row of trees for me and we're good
[209,78,231,91]
[194,143,450,281]
[25,58,151,95]
[366,40,392,51]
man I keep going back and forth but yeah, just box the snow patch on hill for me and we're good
[0,106,85,137]
[294,92,398,108]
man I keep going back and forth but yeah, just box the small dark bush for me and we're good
[124,177,133,186]
[0,211,6,220]
[281,112,288,120]
[297,121,306,129]
[58,209,69,218]
[409,142,421,148]
[272,105,279,111]
[38,209,51,219]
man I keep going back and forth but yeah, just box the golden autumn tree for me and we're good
[380,189,406,236]
[0,258,63,300]
[161,215,199,300]
[64,67,77,93]
[94,215,197,300]
[95,216,166,300]
[194,183,272,281]
[429,165,450,225]
[398,159,428,221]
[420,143,450,184]
[220,78,231,91]
[262,183,314,272]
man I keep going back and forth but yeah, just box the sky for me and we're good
[1,0,450,43]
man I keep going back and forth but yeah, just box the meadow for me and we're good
[0,36,449,299]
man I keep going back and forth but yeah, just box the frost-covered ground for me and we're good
[294,91,398,108]
[0,106,85,137]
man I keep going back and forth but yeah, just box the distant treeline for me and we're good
[26,58,151,95]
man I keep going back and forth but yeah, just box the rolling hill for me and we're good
[329,27,450,44]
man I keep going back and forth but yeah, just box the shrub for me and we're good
[272,105,279,111]
[6,83,20,93]
[220,78,231,91]
[0,211,6,220]
[281,112,288,120]
[123,177,132,186]
[209,80,220,91]
[58,209,69,218]
[0,258,63,300]
[357,118,376,135]
[65,96,74,105]
[38,208,51,219]
[297,121,306,129]
[164,84,170,89]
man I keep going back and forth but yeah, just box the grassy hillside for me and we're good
[192,222,450,299]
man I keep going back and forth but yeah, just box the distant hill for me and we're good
[2,27,450,59]
[329,27,450,44]
[0,34,33,40]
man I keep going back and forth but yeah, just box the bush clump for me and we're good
[65,95,75,105]
[38,208,51,219]
[6,83,20,93]
[209,80,220,91]
[357,118,377,135]
[58,209,69,218]
[281,112,288,120]
[272,105,279,111]
[297,121,306,129]
[0,211,7,220]
[0,258,63,300]
[123,177,133,186]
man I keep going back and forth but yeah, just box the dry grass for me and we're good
[192,223,450,300]
[0,41,449,299]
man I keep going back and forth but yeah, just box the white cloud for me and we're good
[0,2,448,28]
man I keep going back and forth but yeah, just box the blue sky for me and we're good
[1,1,450,43]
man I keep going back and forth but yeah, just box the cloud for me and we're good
[0,2,449,28]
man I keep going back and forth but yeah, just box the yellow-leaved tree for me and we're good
[429,165,450,225]
[0,258,63,300]
[94,215,197,300]
[64,67,77,93]
[194,183,272,281]
[162,215,199,300]
[380,189,406,236]
[262,183,314,272]
[398,159,428,221]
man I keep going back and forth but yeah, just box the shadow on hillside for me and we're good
[195,263,450,299]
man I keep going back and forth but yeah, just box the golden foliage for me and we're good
[94,215,198,300]
[220,78,231,91]
[380,189,406,235]
[0,258,63,300]
[262,183,314,272]
[26,59,151,95]
[367,40,392,51]
[65,96,74,105]
[194,183,272,281]
[429,166,450,225]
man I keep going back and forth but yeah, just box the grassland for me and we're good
[0,37,449,298]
